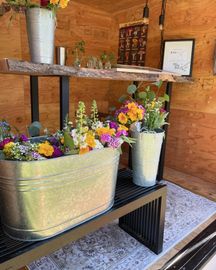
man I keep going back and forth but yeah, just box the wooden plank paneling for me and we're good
[111,0,216,183]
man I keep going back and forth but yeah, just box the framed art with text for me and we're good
[162,39,195,76]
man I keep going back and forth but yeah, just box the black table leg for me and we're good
[119,186,167,254]
[30,76,39,123]
[60,76,70,129]
[157,82,173,181]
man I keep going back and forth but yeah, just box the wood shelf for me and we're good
[0,58,193,83]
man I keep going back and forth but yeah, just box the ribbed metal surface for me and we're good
[0,169,164,264]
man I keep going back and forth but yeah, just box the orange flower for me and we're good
[127,111,137,122]
[96,127,115,136]
[118,112,128,125]
[59,0,69,8]
[50,0,59,5]
[79,147,90,155]
[118,125,128,132]
[137,108,144,120]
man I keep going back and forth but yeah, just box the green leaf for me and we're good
[145,85,151,92]
[64,131,75,151]
[153,80,163,88]
[138,91,147,99]
[127,84,137,95]
[28,121,42,137]
[164,93,170,102]
[147,91,156,101]
[118,95,127,103]
[0,150,5,160]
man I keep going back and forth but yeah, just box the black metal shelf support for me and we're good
[29,76,70,130]
[157,81,173,181]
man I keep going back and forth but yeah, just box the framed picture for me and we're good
[162,39,195,76]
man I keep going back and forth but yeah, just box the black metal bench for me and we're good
[0,169,166,270]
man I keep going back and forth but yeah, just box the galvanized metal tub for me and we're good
[26,7,55,64]
[0,148,120,241]
[131,130,164,187]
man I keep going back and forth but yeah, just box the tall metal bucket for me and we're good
[131,130,164,187]
[25,7,55,64]
[0,148,120,241]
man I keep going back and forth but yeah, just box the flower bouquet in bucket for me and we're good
[0,101,135,241]
[1,0,70,64]
[116,81,169,187]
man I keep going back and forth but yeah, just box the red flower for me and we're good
[40,0,49,7]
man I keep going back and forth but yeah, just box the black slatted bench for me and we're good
[0,169,166,270]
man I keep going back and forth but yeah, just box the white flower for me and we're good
[94,139,104,149]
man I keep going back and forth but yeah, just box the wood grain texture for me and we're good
[111,0,216,184]
[0,59,192,82]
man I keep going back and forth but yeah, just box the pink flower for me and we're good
[0,138,13,150]
[100,134,112,143]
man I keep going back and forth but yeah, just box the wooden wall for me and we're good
[0,1,116,132]
[0,0,216,183]
[111,0,216,183]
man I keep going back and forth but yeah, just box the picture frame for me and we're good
[162,39,195,76]
[213,41,216,75]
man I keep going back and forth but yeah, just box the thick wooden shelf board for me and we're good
[0,59,193,83]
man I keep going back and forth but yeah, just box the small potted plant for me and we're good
[116,81,169,187]
[0,100,135,241]
[0,0,70,64]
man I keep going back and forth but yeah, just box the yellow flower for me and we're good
[118,113,128,125]
[86,133,96,148]
[59,0,69,8]
[96,127,115,136]
[50,0,59,5]
[118,125,128,132]
[127,111,137,122]
[137,108,144,120]
[38,141,54,157]
[3,142,15,155]
[60,137,64,144]
[151,101,155,109]
[79,146,90,155]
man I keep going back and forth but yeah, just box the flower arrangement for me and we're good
[0,101,135,161]
[0,0,70,15]
[117,81,169,132]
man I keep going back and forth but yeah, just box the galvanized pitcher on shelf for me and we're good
[0,148,120,241]
[26,8,55,64]
[132,129,164,187]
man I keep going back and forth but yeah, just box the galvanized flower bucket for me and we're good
[26,7,55,64]
[131,129,164,187]
[0,148,120,241]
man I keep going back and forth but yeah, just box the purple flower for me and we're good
[108,137,122,148]
[0,138,13,150]
[52,145,63,158]
[116,130,128,137]
[109,121,118,130]
[49,137,59,146]
[31,152,42,160]
[20,134,29,142]
[100,134,112,143]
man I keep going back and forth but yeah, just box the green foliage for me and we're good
[127,84,137,94]
[76,101,88,135]
[118,94,127,103]
[122,80,170,131]
[28,121,42,137]
[90,100,99,124]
